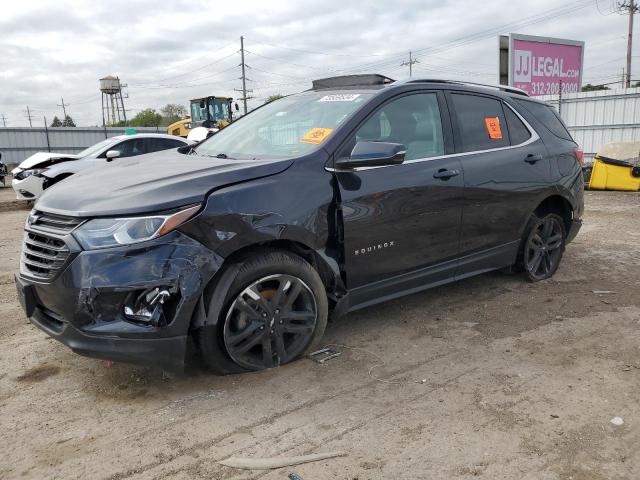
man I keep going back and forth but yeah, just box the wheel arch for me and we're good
[532,194,574,233]
[189,239,343,331]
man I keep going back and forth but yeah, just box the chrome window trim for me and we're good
[326,100,539,173]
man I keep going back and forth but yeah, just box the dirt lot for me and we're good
[1,190,639,480]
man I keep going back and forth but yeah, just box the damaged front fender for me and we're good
[24,231,223,370]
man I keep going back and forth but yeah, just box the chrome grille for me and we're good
[21,232,70,279]
[21,211,82,280]
[27,211,84,235]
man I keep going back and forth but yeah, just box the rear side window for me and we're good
[503,105,531,145]
[515,99,573,141]
[147,138,185,153]
[451,93,509,152]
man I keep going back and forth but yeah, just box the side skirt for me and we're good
[339,241,519,315]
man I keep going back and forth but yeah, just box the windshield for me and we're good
[210,99,230,122]
[78,138,115,157]
[191,101,208,123]
[195,91,373,159]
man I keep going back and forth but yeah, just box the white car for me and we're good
[12,133,192,200]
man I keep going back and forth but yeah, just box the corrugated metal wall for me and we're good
[540,87,640,164]
[0,127,161,166]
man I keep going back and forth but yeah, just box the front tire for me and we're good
[195,250,328,374]
[519,213,566,282]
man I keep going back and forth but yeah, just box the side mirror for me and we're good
[105,150,121,161]
[234,103,240,111]
[335,141,406,170]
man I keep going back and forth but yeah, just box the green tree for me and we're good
[265,94,284,104]
[581,83,610,92]
[62,115,76,127]
[50,116,62,127]
[160,103,187,126]
[127,108,163,127]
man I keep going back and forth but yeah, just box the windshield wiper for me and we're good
[215,153,228,159]
[178,145,199,156]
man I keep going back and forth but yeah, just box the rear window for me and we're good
[451,93,509,152]
[515,99,573,141]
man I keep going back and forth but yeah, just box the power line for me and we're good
[128,65,239,89]
[596,0,617,14]
[146,41,238,74]
[243,37,388,58]
[132,50,239,86]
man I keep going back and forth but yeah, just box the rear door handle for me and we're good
[433,168,460,180]
[524,153,543,164]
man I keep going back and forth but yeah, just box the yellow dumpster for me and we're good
[588,142,640,191]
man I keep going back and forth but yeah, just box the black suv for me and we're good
[15,75,584,373]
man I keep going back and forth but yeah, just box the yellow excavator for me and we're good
[167,96,238,137]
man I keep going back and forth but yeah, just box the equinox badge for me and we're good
[354,241,395,256]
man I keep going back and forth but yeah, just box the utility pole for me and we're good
[57,97,69,118]
[234,36,253,114]
[400,51,420,77]
[25,106,34,127]
[620,0,639,88]
[0,114,6,127]
[43,116,51,152]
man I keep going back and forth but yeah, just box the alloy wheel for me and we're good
[223,274,318,370]
[524,216,564,281]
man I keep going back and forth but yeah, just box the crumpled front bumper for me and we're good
[12,175,45,200]
[16,231,222,370]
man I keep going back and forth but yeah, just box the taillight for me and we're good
[574,148,585,167]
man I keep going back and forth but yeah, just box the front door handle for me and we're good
[433,168,460,180]
[524,153,543,164]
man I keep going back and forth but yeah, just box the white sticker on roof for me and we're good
[318,94,361,102]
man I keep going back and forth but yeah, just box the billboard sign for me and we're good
[499,34,584,96]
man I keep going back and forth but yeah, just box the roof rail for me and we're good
[404,79,529,96]
[312,74,395,90]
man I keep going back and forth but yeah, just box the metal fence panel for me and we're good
[539,87,640,163]
[0,127,161,166]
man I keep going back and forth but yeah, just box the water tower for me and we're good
[99,75,127,126]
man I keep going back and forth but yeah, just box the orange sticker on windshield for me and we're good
[301,127,334,144]
[484,117,503,140]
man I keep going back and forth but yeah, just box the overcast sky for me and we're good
[0,0,634,127]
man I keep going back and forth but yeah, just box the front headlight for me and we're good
[73,205,200,250]
[16,168,46,180]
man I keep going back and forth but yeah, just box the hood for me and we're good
[14,152,81,172]
[36,149,294,217]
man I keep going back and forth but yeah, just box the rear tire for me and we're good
[195,250,328,374]
[518,213,566,282]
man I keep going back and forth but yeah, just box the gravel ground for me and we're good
[1,191,639,480]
